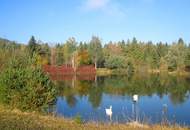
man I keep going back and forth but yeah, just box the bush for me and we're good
[104,55,128,69]
[0,53,56,111]
[104,55,134,75]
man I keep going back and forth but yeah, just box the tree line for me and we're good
[1,36,190,73]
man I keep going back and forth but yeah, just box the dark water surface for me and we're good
[50,74,190,125]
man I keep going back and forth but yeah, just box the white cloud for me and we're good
[80,0,126,18]
[84,0,110,10]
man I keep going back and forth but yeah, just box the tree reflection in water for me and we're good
[54,74,190,108]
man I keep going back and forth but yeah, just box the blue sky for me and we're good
[0,0,190,44]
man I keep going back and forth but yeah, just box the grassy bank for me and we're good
[96,68,190,76]
[96,68,112,76]
[0,105,188,130]
[96,68,132,76]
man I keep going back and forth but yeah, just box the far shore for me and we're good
[96,68,190,76]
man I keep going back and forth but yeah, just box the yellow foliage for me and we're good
[76,50,90,66]
[36,55,48,65]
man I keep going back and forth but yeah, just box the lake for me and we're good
[49,74,190,125]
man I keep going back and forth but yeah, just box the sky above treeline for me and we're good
[0,0,190,44]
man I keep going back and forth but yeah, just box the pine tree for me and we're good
[28,36,38,56]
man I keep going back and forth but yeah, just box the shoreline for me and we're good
[96,68,190,76]
[0,105,188,130]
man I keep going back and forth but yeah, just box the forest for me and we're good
[1,36,190,73]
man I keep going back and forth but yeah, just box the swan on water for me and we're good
[133,94,138,102]
[105,106,112,121]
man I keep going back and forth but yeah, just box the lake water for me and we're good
[50,74,190,125]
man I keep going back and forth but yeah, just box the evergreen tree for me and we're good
[28,36,38,56]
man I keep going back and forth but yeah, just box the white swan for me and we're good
[133,94,138,102]
[105,106,112,121]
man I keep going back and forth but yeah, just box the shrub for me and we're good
[104,55,128,69]
[104,55,134,75]
[0,53,56,111]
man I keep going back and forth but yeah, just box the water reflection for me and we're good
[52,74,190,125]
[161,104,168,125]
